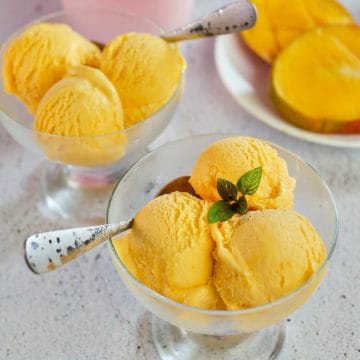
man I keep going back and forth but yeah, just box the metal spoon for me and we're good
[94,0,257,49]
[24,176,194,274]
[161,0,257,42]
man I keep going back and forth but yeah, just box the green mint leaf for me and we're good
[207,200,235,224]
[232,195,248,215]
[217,178,238,201]
[208,167,262,224]
[236,167,262,195]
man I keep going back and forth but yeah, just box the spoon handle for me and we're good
[162,0,257,43]
[24,220,133,274]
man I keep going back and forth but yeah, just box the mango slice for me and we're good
[270,26,360,133]
[241,0,355,63]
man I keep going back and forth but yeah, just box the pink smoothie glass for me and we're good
[62,0,194,31]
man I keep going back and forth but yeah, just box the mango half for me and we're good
[241,0,355,64]
[270,26,360,133]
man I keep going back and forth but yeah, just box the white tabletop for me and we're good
[0,0,359,359]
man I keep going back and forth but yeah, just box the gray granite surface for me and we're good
[0,0,359,359]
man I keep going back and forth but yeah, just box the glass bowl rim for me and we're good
[0,9,186,140]
[106,132,339,316]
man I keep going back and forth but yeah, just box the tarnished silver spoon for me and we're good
[24,176,194,274]
[161,0,257,42]
[94,0,257,49]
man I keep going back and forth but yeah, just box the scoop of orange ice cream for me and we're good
[189,136,296,210]
[34,65,126,167]
[113,191,222,309]
[101,32,185,127]
[211,209,327,309]
[2,22,101,114]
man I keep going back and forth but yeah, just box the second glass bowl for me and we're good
[0,9,185,223]
[106,133,338,360]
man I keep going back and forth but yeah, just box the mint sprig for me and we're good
[207,167,262,224]
[237,166,262,195]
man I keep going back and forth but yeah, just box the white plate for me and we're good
[214,1,360,148]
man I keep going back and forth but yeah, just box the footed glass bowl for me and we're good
[0,9,185,223]
[107,133,338,360]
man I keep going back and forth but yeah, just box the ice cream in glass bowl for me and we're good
[0,8,185,223]
[107,133,338,360]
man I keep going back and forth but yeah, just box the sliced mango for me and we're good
[270,26,360,133]
[241,0,355,63]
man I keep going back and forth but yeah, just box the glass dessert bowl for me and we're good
[107,133,338,360]
[0,9,185,223]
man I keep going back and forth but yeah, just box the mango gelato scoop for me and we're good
[34,65,126,167]
[101,32,186,128]
[189,136,296,210]
[2,22,101,114]
[113,191,222,310]
[211,209,327,309]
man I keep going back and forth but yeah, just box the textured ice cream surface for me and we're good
[34,65,126,167]
[101,32,186,128]
[189,136,296,210]
[2,22,101,113]
[113,191,222,310]
[35,65,123,136]
[211,209,327,309]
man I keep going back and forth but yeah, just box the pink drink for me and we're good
[62,0,194,31]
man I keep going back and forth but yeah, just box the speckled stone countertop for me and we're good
[0,0,359,359]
